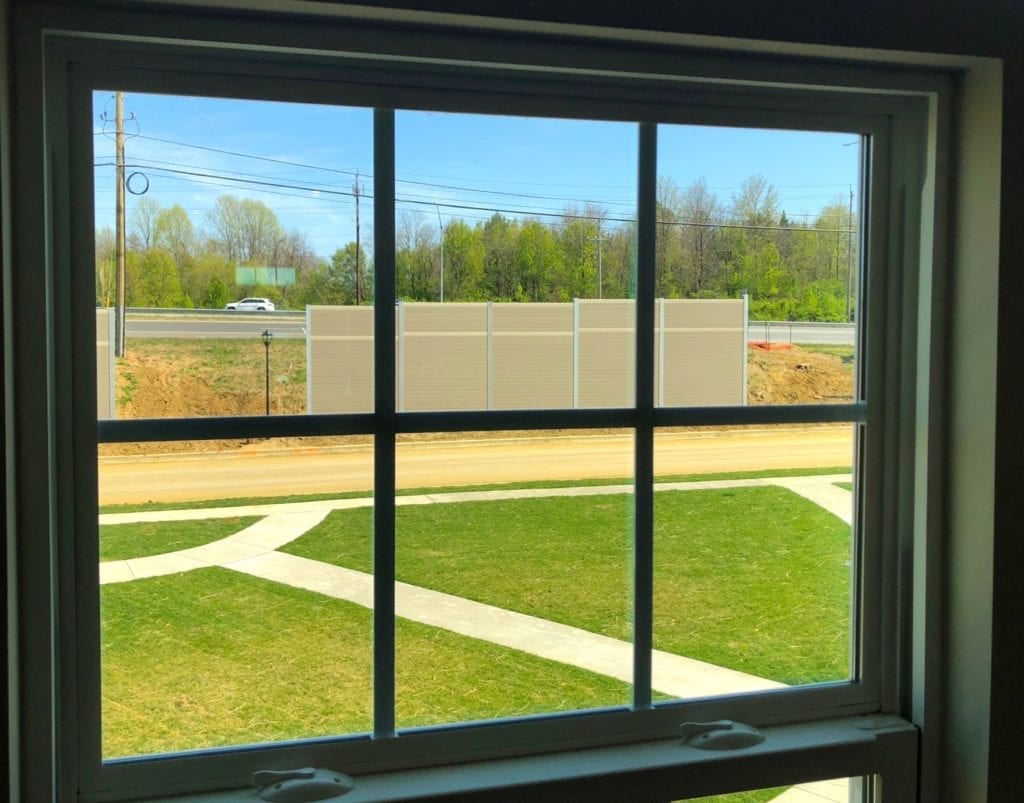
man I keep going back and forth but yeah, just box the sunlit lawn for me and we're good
[282,486,851,684]
[100,516,259,561]
[101,568,632,757]
[100,477,851,803]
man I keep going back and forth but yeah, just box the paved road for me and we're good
[747,320,855,345]
[98,427,853,505]
[126,313,306,339]
[125,312,855,345]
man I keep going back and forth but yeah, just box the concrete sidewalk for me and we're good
[229,549,785,699]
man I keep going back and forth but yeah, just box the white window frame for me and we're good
[8,5,951,801]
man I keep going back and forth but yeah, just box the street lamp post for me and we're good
[261,329,274,415]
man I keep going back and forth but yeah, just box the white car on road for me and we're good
[225,297,275,311]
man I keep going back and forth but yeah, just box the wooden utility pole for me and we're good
[114,92,127,356]
[846,186,854,322]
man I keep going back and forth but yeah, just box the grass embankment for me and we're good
[116,338,307,418]
[101,568,632,757]
[100,516,260,561]
[282,486,851,685]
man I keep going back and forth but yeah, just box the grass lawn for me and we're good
[689,790,786,803]
[101,568,633,758]
[99,516,260,561]
[796,343,856,368]
[121,337,307,400]
[282,486,851,685]
[833,481,853,491]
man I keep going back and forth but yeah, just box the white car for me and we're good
[225,297,275,311]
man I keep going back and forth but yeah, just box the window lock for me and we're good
[253,767,354,802]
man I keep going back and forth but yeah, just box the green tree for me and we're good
[441,219,485,300]
[154,204,196,269]
[201,276,230,309]
[125,248,188,308]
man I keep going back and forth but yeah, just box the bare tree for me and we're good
[128,197,161,251]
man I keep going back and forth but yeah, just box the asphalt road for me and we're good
[746,320,855,345]
[97,427,853,505]
[125,312,856,345]
[126,313,306,339]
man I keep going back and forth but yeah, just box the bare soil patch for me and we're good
[101,340,854,456]
[747,344,854,404]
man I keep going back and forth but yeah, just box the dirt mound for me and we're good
[747,346,853,404]
[117,351,267,420]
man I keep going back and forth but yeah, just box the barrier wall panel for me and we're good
[305,300,746,414]
[662,298,745,329]
[659,299,746,408]
[307,306,374,414]
[400,303,488,412]
[96,308,115,420]
[660,331,745,406]
[491,303,573,410]
[576,300,635,409]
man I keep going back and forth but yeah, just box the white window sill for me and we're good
[141,716,917,802]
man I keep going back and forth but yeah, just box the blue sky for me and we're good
[94,92,861,259]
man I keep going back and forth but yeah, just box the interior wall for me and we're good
[5,2,1023,801]
[944,58,1001,802]
[1,0,12,796]
[989,48,1024,803]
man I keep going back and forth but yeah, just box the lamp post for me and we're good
[261,329,273,415]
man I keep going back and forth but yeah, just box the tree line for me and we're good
[95,175,858,321]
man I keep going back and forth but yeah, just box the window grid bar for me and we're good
[632,122,658,709]
[95,403,868,443]
[373,108,397,739]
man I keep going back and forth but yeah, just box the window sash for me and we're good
[30,26,926,801]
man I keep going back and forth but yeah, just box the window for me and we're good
[11,7,947,801]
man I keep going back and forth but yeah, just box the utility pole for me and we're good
[846,186,854,322]
[353,171,362,306]
[595,222,603,299]
[114,92,127,356]
[435,204,445,302]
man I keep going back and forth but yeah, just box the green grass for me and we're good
[100,516,260,561]
[686,790,786,802]
[282,486,851,684]
[833,481,853,491]
[130,337,307,392]
[101,568,632,757]
[98,465,853,514]
[796,343,856,371]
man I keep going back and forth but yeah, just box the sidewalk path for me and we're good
[228,549,785,699]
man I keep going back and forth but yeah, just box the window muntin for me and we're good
[52,33,913,801]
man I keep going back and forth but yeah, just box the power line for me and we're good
[95,162,855,234]
[94,132,854,215]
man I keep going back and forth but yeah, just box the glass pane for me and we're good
[682,776,866,802]
[388,429,634,726]
[92,92,375,419]
[393,110,638,412]
[654,125,861,406]
[652,424,855,696]
[98,435,373,757]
